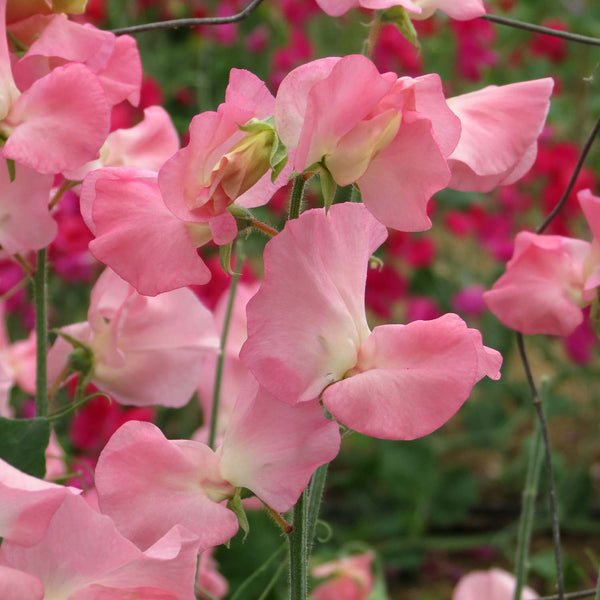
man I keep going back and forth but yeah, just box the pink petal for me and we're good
[4,63,110,174]
[0,493,199,600]
[225,68,275,118]
[314,0,421,18]
[357,113,450,231]
[0,159,55,254]
[413,0,486,20]
[240,203,387,404]
[82,168,212,296]
[0,457,79,546]
[323,315,501,440]
[97,34,142,106]
[578,188,600,241]
[0,566,43,600]
[446,78,554,192]
[96,421,238,551]
[218,376,340,512]
[453,568,538,600]
[483,231,590,336]
[0,0,20,120]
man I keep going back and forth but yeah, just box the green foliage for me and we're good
[0,417,50,478]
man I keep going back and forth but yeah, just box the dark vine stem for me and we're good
[516,333,565,600]
[33,249,48,418]
[111,0,265,34]
[539,590,598,600]
[481,14,600,47]
[537,115,600,234]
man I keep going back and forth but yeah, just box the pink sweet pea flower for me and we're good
[313,0,484,20]
[159,69,291,244]
[80,168,213,296]
[64,105,180,180]
[12,13,141,107]
[312,551,375,600]
[453,568,538,600]
[96,379,339,549]
[0,158,55,255]
[446,78,554,192]
[0,1,111,174]
[240,203,501,440]
[196,550,228,599]
[0,457,79,546]
[274,54,461,231]
[0,494,200,600]
[48,268,219,407]
[483,231,594,337]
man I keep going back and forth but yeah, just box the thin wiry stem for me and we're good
[112,0,265,34]
[538,590,598,600]
[481,14,600,47]
[537,116,600,234]
[516,333,565,600]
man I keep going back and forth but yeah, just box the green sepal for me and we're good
[0,417,50,478]
[319,165,337,212]
[381,6,420,49]
[219,243,235,276]
[6,159,15,182]
[270,135,288,183]
[238,116,275,134]
[227,488,250,542]
[53,330,94,378]
[228,205,254,231]
[369,255,384,272]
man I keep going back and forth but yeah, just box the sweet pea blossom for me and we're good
[484,190,600,337]
[446,78,554,192]
[80,168,214,296]
[0,494,200,600]
[240,203,501,440]
[159,68,291,245]
[314,0,485,20]
[95,377,340,550]
[453,568,538,600]
[48,268,219,407]
[0,458,79,546]
[0,1,110,174]
[312,551,375,600]
[275,54,461,231]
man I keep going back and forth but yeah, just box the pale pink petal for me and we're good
[323,314,501,440]
[3,63,110,174]
[208,211,238,245]
[0,0,20,120]
[453,568,538,600]
[97,34,142,106]
[274,57,340,149]
[0,457,79,546]
[314,0,421,18]
[240,203,387,404]
[0,493,199,600]
[0,159,55,254]
[197,550,228,599]
[413,0,485,20]
[483,231,590,336]
[218,377,340,512]
[578,188,600,242]
[0,566,43,600]
[82,168,212,296]
[447,78,553,192]
[357,113,450,231]
[86,269,218,407]
[225,68,275,118]
[65,106,179,180]
[296,54,397,171]
[96,421,238,551]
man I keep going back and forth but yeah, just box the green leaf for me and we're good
[381,6,420,49]
[0,417,50,478]
[319,166,337,212]
[228,488,250,542]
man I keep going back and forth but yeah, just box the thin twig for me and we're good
[516,333,565,600]
[481,14,600,47]
[111,0,265,35]
[537,116,600,234]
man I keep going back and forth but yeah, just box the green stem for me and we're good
[363,12,382,58]
[230,543,287,600]
[538,590,598,600]
[34,248,48,417]
[288,176,306,221]
[514,425,543,600]
[306,464,329,556]
[207,253,242,450]
[289,490,308,600]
